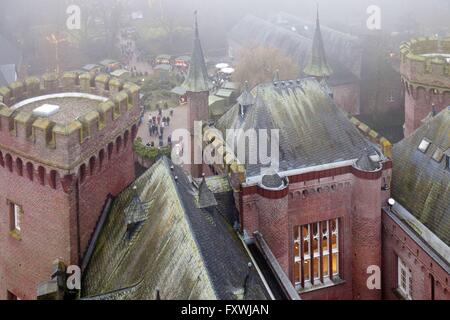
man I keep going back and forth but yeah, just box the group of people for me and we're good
[147,108,174,148]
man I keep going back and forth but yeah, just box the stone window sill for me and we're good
[393,288,411,300]
[297,276,345,294]
[9,230,22,241]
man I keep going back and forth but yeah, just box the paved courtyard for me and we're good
[137,104,188,148]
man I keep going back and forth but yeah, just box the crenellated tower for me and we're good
[0,72,141,299]
[181,11,212,178]
[400,36,450,137]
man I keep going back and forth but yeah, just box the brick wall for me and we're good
[0,166,73,300]
[404,87,450,137]
[332,83,360,115]
[351,171,382,300]
[382,212,450,300]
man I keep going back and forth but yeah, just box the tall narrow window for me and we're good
[293,218,340,289]
[430,274,435,300]
[9,202,23,235]
[397,257,412,300]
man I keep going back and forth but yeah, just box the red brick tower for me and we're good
[351,153,383,300]
[255,174,290,274]
[181,12,211,178]
[0,72,141,299]
[400,37,450,137]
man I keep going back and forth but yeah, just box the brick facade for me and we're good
[331,82,360,115]
[239,161,396,300]
[382,212,450,300]
[0,73,140,299]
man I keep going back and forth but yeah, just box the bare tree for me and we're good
[233,45,300,89]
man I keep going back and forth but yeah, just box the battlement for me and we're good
[204,126,246,188]
[400,36,450,90]
[0,73,141,171]
[346,114,392,159]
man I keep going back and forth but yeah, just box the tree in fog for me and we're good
[233,46,300,89]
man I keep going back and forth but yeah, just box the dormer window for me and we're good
[432,148,444,163]
[418,139,431,153]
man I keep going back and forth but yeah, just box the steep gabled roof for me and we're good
[82,158,271,300]
[181,13,212,93]
[392,108,450,246]
[215,78,377,177]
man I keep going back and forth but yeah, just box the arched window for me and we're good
[26,162,34,181]
[116,136,122,153]
[0,151,4,167]
[108,142,114,160]
[131,124,137,140]
[49,170,58,189]
[38,166,46,185]
[79,164,86,184]
[5,154,13,172]
[99,149,105,169]
[124,130,130,148]
[16,158,23,176]
[89,156,96,176]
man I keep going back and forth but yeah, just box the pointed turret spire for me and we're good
[181,11,212,92]
[303,6,333,78]
[238,81,255,107]
[194,10,199,38]
[273,69,280,82]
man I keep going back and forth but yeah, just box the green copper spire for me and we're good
[303,7,333,78]
[181,11,212,92]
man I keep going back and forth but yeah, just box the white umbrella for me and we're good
[220,67,235,74]
[215,63,229,69]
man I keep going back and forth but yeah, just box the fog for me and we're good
[1,0,449,74]
[1,0,449,35]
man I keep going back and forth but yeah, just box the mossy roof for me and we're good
[215,78,376,177]
[392,108,450,246]
[82,158,270,300]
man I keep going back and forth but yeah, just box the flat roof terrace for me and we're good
[11,92,108,125]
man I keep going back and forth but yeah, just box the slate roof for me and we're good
[181,13,212,93]
[261,173,284,189]
[215,78,377,177]
[392,108,450,246]
[229,15,362,83]
[355,152,381,172]
[198,176,218,208]
[82,158,271,300]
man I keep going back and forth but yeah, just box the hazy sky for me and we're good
[1,0,449,40]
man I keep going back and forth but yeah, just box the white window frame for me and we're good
[13,204,22,232]
[294,218,340,289]
[397,257,412,300]
[418,139,431,153]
